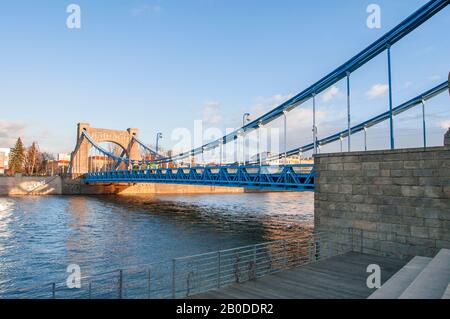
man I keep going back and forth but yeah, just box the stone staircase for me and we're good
[369,249,450,299]
[443,284,450,299]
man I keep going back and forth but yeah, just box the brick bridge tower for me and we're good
[70,123,140,178]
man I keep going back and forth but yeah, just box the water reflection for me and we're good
[0,192,313,297]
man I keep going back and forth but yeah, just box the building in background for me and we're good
[57,153,71,162]
[45,153,71,175]
[0,148,10,175]
[87,155,115,172]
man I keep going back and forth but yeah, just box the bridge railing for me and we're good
[170,231,354,298]
[1,229,361,299]
[84,164,316,191]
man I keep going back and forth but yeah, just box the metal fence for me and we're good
[3,230,356,299]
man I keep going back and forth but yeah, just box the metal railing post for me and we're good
[364,126,368,151]
[51,283,56,299]
[284,241,288,269]
[217,251,221,288]
[172,259,176,299]
[252,244,257,279]
[258,123,264,167]
[147,268,151,299]
[421,99,427,148]
[88,282,92,299]
[387,45,395,149]
[220,139,224,166]
[242,134,245,165]
[118,270,123,299]
[234,253,241,283]
[234,136,238,165]
[347,71,351,152]
[308,239,313,262]
[315,238,320,261]
[312,93,318,155]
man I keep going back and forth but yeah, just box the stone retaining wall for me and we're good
[0,176,62,195]
[62,178,245,195]
[315,146,450,259]
[0,176,245,195]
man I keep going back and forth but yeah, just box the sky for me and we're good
[0,0,449,157]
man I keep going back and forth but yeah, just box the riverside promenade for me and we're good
[188,145,450,299]
[190,252,406,299]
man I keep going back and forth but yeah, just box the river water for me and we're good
[0,193,313,298]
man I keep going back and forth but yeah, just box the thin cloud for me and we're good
[131,4,163,17]
[322,85,341,103]
[0,120,26,146]
[251,93,294,118]
[404,81,413,88]
[202,102,222,125]
[428,74,442,82]
[366,84,389,99]
[440,120,450,130]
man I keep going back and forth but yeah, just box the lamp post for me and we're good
[242,113,251,127]
[156,132,163,158]
[282,110,287,163]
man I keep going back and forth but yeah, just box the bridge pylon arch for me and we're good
[70,123,140,178]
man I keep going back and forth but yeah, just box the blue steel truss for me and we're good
[85,164,315,191]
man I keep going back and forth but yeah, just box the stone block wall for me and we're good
[0,176,62,195]
[315,146,450,259]
[62,178,245,195]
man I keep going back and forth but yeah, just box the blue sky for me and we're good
[0,0,448,155]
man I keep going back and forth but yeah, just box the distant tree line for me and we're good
[7,138,55,176]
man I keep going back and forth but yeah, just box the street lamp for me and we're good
[242,113,251,164]
[156,132,163,155]
[242,113,251,127]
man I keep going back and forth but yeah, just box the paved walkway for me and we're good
[190,252,407,299]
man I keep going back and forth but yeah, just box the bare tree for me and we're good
[25,142,41,175]
[38,152,55,175]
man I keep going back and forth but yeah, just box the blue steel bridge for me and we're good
[80,0,449,192]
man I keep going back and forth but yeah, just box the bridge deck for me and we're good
[189,252,407,299]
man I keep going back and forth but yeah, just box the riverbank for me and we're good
[0,176,246,195]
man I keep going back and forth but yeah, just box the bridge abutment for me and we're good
[62,178,245,195]
[315,145,450,259]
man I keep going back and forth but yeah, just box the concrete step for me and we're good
[368,256,431,299]
[442,283,450,299]
[400,249,450,299]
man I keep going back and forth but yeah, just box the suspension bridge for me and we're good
[72,0,449,192]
